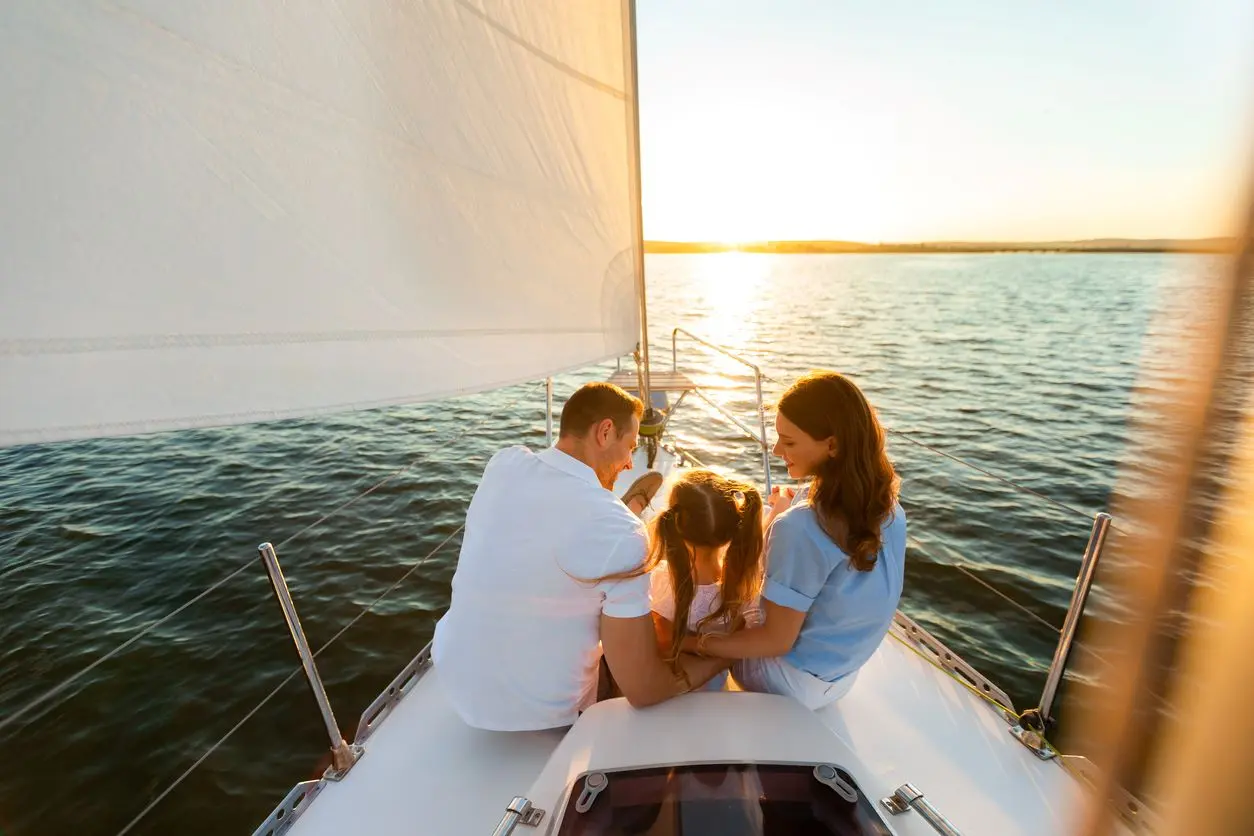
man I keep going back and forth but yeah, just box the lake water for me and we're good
[0,252,1227,835]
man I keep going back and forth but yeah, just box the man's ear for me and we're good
[597,417,615,446]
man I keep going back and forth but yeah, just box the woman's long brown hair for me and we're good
[648,470,764,663]
[778,371,899,571]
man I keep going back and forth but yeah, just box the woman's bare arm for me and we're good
[683,599,806,660]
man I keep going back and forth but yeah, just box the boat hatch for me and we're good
[552,762,894,836]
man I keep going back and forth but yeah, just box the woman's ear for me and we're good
[827,437,838,457]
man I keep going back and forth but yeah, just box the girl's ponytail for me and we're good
[636,471,768,661]
[737,489,762,541]
[655,507,697,664]
[700,483,765,634]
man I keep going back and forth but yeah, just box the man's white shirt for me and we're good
[432,446,650,730]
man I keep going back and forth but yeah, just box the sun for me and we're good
[690,251,770,348]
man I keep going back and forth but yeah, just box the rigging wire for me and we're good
[943,560,1111,667]
[887,426,1096,523]
[0,383,541,737]
[0,427,368,585]
[113,524,466,836]
[949,561,1062,634]
[666,349,1112,526]
[888,629,1096,788]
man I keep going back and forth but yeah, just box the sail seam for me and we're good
[2,327,609,356]
[0,350,629,445]
[451,0,628,101]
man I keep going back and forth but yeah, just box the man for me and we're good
[432,382,726,731]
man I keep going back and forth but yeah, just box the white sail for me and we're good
[0,0,641,446]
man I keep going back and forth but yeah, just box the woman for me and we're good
[685,370,905,710]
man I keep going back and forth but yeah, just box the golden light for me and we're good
[690,251,770,357]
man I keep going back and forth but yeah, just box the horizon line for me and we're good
[643,236,1237,254]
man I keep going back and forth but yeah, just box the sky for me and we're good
[634,0,1254,243]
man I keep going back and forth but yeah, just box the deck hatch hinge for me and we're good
[880,783,965,836]
[492,797,545,834]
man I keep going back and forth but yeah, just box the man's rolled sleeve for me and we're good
[601,573,651,618]
[648,567,676,620]
[594,525,651,618]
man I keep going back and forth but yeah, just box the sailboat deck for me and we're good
[278,446,1101,835]
[605,369,698,393]
[821,635,1082,835]
[284,630,1093,836]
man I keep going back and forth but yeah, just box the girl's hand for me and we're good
[765,485,796,523]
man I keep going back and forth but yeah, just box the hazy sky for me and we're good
[635,0,1254,242]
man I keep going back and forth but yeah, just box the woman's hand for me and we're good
[728,606,762,634]
[687,617,755,656]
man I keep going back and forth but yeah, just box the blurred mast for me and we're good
[1079,180,1254,832]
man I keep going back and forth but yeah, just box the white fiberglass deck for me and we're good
[284,629,1090,836]
[277,444,1100,835]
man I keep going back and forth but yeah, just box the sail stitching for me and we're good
[452,0,628,101]
[0,356,617,445]
[2,327,609,356]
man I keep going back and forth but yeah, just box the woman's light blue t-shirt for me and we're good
[762,488,906,683]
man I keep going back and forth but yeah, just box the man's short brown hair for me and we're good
[559,382,643,438]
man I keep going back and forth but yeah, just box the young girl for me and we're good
[645,470,764,691]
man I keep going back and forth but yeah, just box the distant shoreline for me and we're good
[644,238,1236,255]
